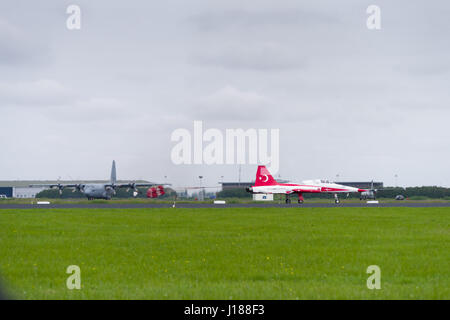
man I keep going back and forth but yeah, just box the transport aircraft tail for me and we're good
[111,160,117,184]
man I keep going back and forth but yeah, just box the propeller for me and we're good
[72,184,85,193]
[53,184,64,195]
[105,185,117,195]
[126,182,139,197]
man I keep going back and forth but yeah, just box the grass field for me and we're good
[0,207,448,299]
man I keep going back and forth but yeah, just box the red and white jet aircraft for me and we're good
[246,166,368,204]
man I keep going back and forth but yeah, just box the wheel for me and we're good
[298,200,304,204]
[285,198,291,204]
[335,199,340,204]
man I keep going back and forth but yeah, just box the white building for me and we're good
[13,187,46,199]
[253,193,274,201]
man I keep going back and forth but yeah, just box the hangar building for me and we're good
[0,187,13,198]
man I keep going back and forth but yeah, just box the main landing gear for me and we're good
[285,194,304,204]
[334,193,340,204]
[285,194,291,204]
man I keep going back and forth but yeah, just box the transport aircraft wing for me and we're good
[29,183,84,194]
[109,182,170,189]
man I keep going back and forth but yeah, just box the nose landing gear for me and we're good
[334,194,340,204]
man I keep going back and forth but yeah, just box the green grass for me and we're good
[0,207,448,299]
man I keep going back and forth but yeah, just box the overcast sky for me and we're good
[0,0,449,187]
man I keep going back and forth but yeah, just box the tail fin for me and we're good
[111,160,117,184]
[254,165,278,186]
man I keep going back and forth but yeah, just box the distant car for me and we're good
[395,195,405,200]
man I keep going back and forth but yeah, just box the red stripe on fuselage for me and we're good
[278,183,350,193]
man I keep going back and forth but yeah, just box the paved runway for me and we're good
[1,202,450,209]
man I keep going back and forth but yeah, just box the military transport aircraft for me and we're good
[30,161,165,200]
[246,165,371,204]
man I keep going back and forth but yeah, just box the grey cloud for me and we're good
[188,9,340,32]
[393,61,450,77]
[44,97,139,124]
[0,19,50,66]
[186,8,337,71]
[0,79,75,107]
[192,86,272,121]
[190,42,305,71]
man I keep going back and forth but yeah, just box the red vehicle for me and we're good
[146,185,165,198]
